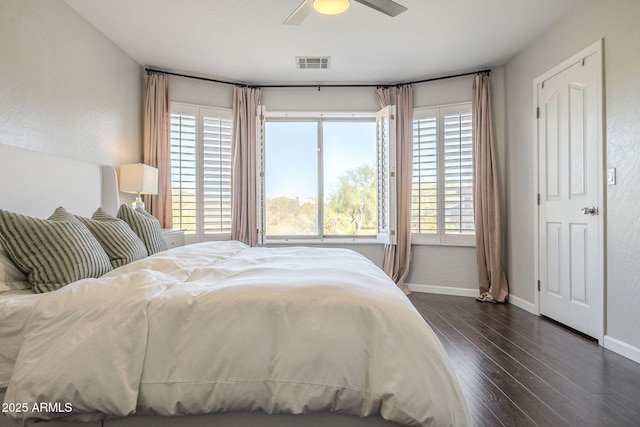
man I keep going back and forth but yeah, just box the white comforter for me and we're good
[3,241,471,426]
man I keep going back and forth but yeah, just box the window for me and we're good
[260,113,378,241]
[412,103,474,245]
[170,103,232,242]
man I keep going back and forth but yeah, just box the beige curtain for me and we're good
[143,72,172,228]
[375,88,391,110]
[376,86,412,294]
[231,86,262,246]
[472,74,509,303]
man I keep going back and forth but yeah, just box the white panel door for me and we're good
[537,44,603,340]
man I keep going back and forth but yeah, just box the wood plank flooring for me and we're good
[408,293,640,427]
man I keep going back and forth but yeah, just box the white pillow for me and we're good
[0,245,31,292]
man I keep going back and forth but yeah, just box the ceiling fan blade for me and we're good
[353,0,408,17]
[284,0,314,25]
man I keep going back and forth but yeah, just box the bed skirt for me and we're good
[1,392,401,427]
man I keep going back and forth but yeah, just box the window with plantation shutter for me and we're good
[443,106,474,239]
[170,103,232,242]
[412,113,438,235]
[412,103,474,246]
[170,110,197,233]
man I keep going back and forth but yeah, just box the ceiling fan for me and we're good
[284,0,408,25]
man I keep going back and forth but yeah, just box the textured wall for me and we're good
[505,0,640,350]
[0,0,142,167]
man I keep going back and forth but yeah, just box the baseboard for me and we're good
[408,283,540,315]
[506,294,537,314]
[604,335,640,364]
[406,283,478,298]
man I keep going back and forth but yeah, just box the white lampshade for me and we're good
[119,163,158,195]
[313,0,349,15]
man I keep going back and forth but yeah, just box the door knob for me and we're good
[581,206,597,216]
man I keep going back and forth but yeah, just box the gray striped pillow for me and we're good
[0,208,113,293]
[77,208,148,268]
[116,204,167,255]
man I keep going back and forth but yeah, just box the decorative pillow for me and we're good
[77,208,148,268]
[116,204,167,255]
[0,208,113,293]
[0,245,31,292]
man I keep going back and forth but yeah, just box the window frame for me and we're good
[411,102,475,247]
[259,110,381,244]
[170,102,233,244]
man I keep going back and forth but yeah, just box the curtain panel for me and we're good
[143,73,172,228]
[472,74,509,303]
[231,87,262,246]
[375,86,412,295]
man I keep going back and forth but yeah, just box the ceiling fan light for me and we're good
[313,0,350,16]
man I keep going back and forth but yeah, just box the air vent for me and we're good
[296,56,331,70]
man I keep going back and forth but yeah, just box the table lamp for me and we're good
[119,163,158,210]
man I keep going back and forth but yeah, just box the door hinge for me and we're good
[537,280,541,292]
[536,107,540,119]
[537,194,541,205]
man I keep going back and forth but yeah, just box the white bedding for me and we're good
[2,242,471,426]
[0,290,40,389]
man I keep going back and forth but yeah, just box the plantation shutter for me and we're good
[256,105,266,245]
[442,104,474,240]
[376,105,397,244]
[411,103,474,246]
[170,103,232,242]
[202,110,233,235]
[411,109,438,236]
[170,108,197,234]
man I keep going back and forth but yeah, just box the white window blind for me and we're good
[376,105,397,245]
[170,103,232,242]
[412,103,474,245]
[443,108,474,237]
[412,114,437,235]
[170,111,197,233]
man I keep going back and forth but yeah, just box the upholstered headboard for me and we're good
[0,144,120,218]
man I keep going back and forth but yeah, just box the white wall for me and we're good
[0,0,142,168]
[504,0,640,356]
[169,72,509,294]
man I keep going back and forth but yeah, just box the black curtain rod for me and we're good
[145,67,491,89]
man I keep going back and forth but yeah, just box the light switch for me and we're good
[607,168,616,186]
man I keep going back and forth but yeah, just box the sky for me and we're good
[265,120,376,200]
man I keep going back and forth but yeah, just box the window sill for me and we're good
[263,237,380,245]
[411,242,476,248]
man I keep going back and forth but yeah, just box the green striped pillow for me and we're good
[0,208,113,293]
[77,208,148,268]
[116,204,167,255]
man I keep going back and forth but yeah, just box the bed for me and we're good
[0,145,471,427]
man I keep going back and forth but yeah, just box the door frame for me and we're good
[533,39,605,343]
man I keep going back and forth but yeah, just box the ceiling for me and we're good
[64,0,586,86]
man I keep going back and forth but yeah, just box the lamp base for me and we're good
[132,194,145,210]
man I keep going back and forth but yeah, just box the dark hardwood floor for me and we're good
[408,293,640,427]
